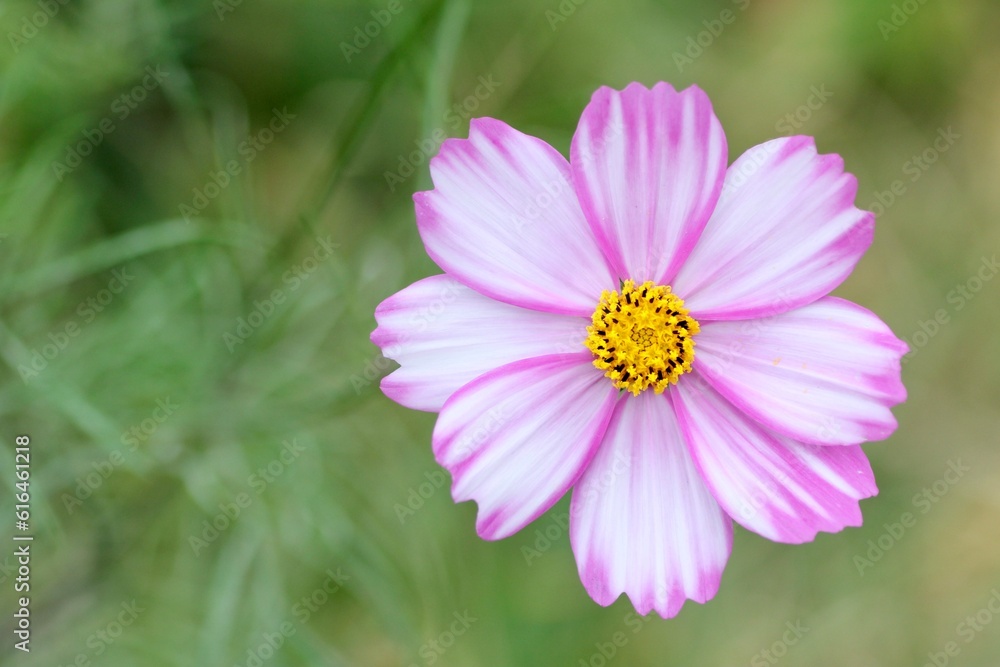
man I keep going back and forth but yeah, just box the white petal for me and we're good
[673,377,878,543]
[694,297,908,445]
[415,118,615,315]
[373,275,588,411]
[673,136,873,320]
[433,353,618,540]
[571,392,732,618]
[570,82,727,284]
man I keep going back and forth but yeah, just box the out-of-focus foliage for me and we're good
[1,0,998,665]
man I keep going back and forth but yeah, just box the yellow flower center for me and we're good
[584,280,700,395]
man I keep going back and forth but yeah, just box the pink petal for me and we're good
[372,275,589,412]
[433,353,618,540]
[673,136,874,320]
[415,118,616,316]
[570,392,732,618]
[693,297,908,445]
[570,82,727,284]
[673,377,878,543]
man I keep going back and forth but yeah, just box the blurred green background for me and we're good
[1,0,998,665]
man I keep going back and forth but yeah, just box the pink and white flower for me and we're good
[372,82,907,617]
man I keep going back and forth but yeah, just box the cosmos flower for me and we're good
[372,82,907,617]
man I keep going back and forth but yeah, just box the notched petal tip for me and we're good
[571,78,727,285]
[414,114,616,314]
[467,116,504,134]
[411,188,431,205]
[369,324,386,347]
[570,393,731,620]
[673,133,878,319]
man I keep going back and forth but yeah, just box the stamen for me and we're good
[584,280,700,395]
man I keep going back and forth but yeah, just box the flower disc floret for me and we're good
[585,280,700,395]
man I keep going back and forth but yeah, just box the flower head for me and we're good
[372,82,907,617]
